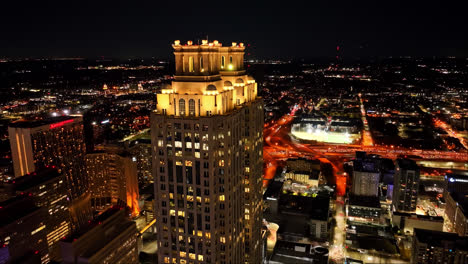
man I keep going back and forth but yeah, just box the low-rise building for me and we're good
[346,195,381,223]
[392,212,443,235]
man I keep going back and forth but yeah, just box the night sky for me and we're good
[1,1,467,59]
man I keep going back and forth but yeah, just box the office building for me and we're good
[445,172,468,194]
[445,191,468,237]
[392,158,419,213]
[346,195,381,223]
[0,196,49,264]
[151,40,263,264]
[351,153,380,197]
[86,151,140,215]
[127,138,153,188]
[60,206,139,264]
[5,168,70,261]
[412,228,468,264]
[8,117,88,199]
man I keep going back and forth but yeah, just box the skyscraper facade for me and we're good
[0,196,49,264]
[351,154,380,197]
[6,168,70,262]
[8,117,88,199]
[151,40,263,264]
[86,151,140,215]
[392,158,420,213]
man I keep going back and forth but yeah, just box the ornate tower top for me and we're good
[172,40,246,78]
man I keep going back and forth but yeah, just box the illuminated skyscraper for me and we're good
[151,40,263,264]
[5,168,70,262]
[8,117,88,199]
[86,151,140,216]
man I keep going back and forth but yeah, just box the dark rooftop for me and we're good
[8,167,61,192]
[0,195,41,228]
[263,180,284,200]
[279,192,330,221]
[8,116,77,129]
[396,158,419,171]
[62,205,126,242]
[414,228,468,251]
[348,195,381,209]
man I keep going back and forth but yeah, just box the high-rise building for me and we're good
[0,196,49,264]
[392,158,420,213]
[412,228,468,264]
[351,154,380,197]
[60,206,139,264]
[86,151,140,215]
[151,40,263,264]
[127,138,153,189]
[5,168,71,261]
[8,117,88,199]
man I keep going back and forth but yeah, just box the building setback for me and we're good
[151,39,263,264]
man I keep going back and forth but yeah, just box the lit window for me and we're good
[221,56,225,68]
[189,57,194,72]
[179,99,186,116]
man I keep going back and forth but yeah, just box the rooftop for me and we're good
[279,192,330,221]
[8,167,61,192]
[396,158,419,171]
[0,195,40,228]
[348,195,381,209]
[414,228,468,250]
[9,116,78,129]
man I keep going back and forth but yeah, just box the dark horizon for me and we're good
[1,1,467,59]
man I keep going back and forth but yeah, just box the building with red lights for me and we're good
[8,116,88,199]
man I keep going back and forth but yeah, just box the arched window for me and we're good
[229,56,233,63]
[179,99,186,116]
[188,57,194,72]
[200,57,204,71]
[221,56,225,68]
[189,99,195,116]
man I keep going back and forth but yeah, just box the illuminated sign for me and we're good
[449,178,468,183]
[49,119,74,129]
